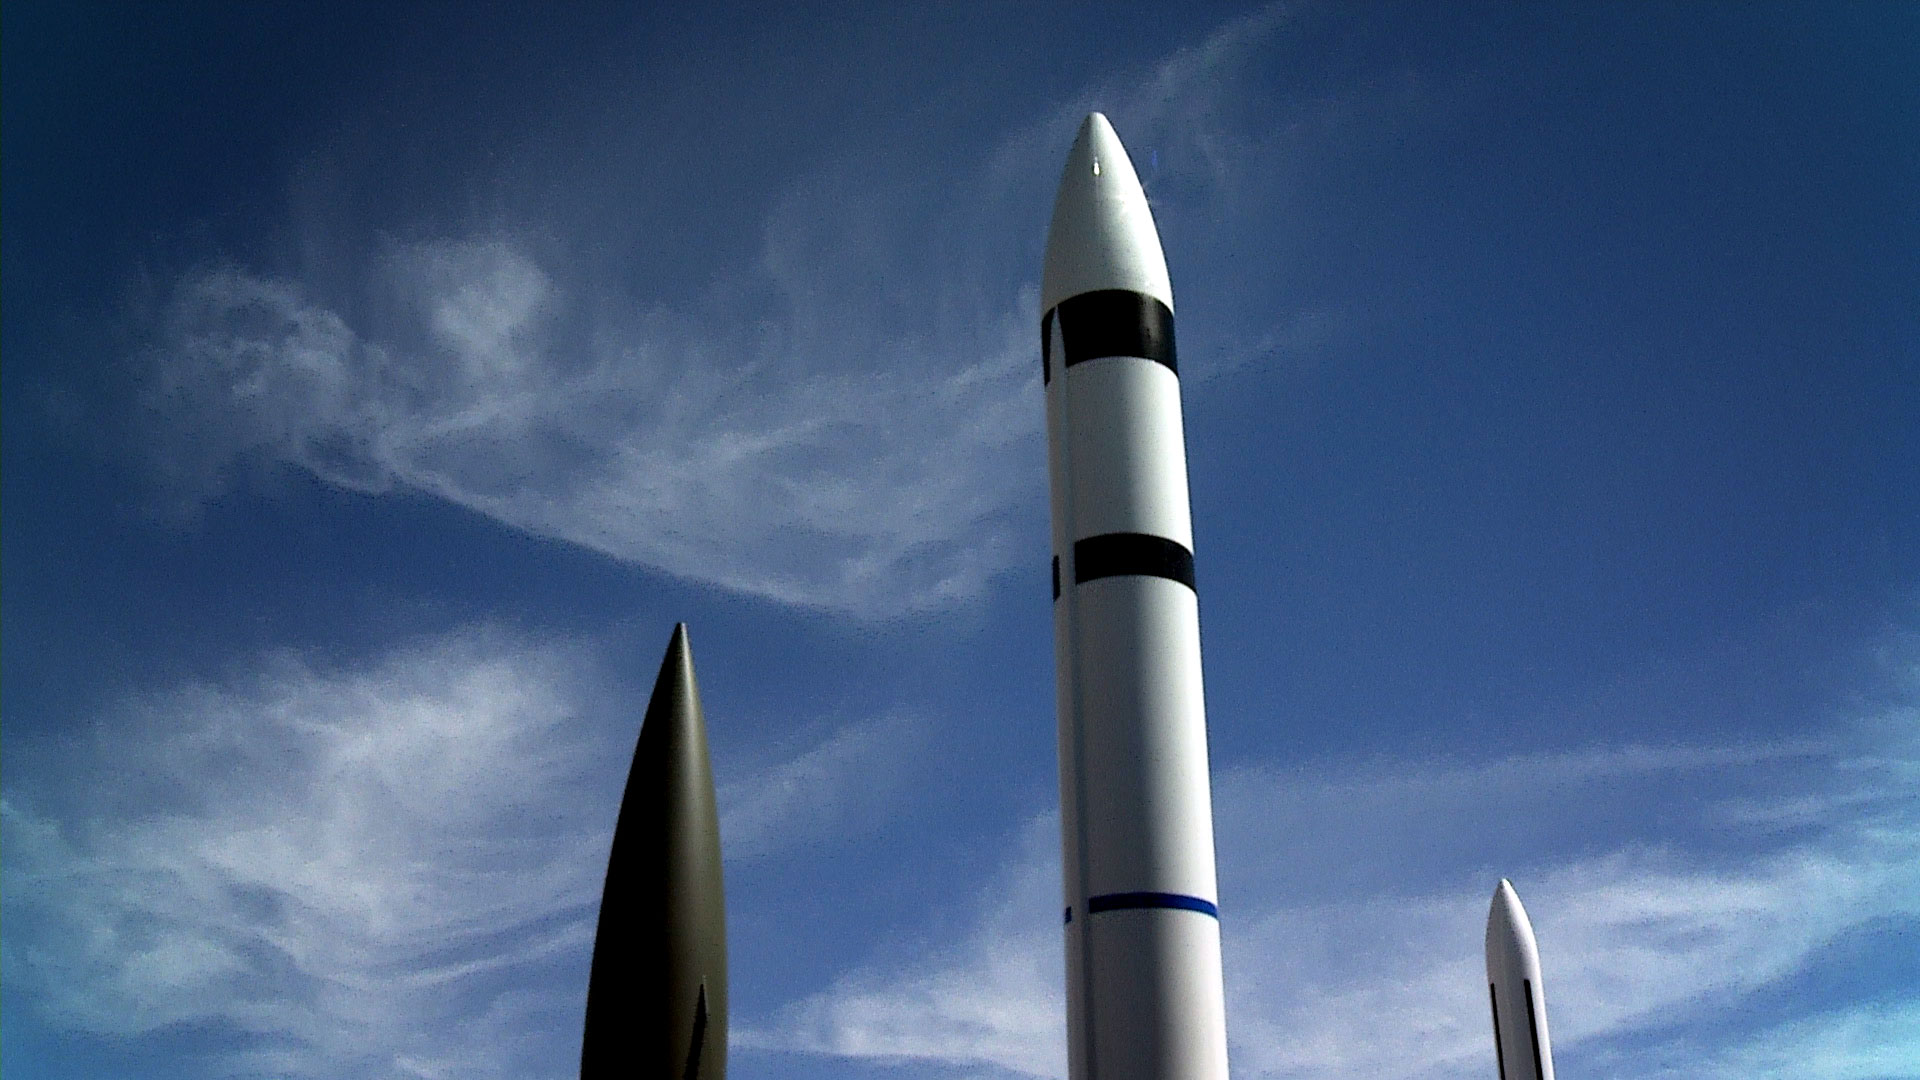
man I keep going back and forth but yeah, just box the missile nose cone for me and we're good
[664,621,693,683]
[1042,112,1172,313]
[582,623,727,1080]
[1485,879,1555,1080]
[1486,878,1535,955]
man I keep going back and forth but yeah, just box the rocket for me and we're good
[1043,113,1231,1080]
[1485,879,1555,1080]
[581,624,727,1080]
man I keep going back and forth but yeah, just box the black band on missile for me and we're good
[1063,905,1072,924]
[1071,532,1195,591]
[1086,891,1219,918]
[1042,290,1177,374]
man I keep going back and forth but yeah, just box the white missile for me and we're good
[1043,113,1230,1080]
[1485,879,1556,1080]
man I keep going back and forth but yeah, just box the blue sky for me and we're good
[4,3,1916,1079]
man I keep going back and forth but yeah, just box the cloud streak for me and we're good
[719,711,925,862]
[743,690,1920,1080]
[1631,1001,1920,1080]
[13,632,1908,1080]
[2,629,614,1079]
[139,239,1041,617]
[126,7,1326,620]
[1,627,936,1080]
[736,815,1068,1079]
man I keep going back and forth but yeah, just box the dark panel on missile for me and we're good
[1072,532,1196,590]
[1049,289,1177,373]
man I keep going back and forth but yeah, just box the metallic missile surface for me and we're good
[581,624,727,1080]
[1486,879,1555,1080]
[1043,112,1231,1080]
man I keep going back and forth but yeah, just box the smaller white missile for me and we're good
[1485,879,1556,1080]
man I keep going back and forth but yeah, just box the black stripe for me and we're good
[1041,309,1054,385]
[1051,555,1060,600]
[1524,979,1544,1080]
[1047,290,1176,374]
[1490,984,1508,1080]
[1072,533,1195,590]
[1063,905,1072,924]
[1086,892,1218,917]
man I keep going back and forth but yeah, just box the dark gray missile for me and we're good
[581,623,727,1080]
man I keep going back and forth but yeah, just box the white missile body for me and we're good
[1043,112,1230,1080]
[1486,879,1556,1080]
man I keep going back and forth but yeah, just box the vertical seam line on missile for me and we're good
[1524,979,1545,1080]
[1072,533,1195,590]
[1047,304,1098,1075]
[1086,891,1219,918]
[1042,309,1054,385]
[1047,290,1177,374]
[683,983,708,1080]
[1489,983,1508,1080]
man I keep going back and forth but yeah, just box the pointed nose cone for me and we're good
[1041,112,1172,313]
[659,623,696,708]
[582,623,728,1080]
[1485,878,1555,1080]
[1485,878,1539,969]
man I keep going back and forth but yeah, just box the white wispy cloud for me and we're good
[2,629,614,1079]
[1224,815,1919,1080]
[736,814,1067,1080]
[1629,1001,1920,1080]
[127,6,1327,620]
[0,628,932,1080]
[719,711,926,862]
[14,650,1909,1080]
[742,690,1920,1080]
[139,241,1041,617]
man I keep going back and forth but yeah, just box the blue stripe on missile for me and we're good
[1047,290,1177,373]
[1086,892,1219,918]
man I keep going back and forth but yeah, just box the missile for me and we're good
[1485,879,1556,1080]
[581,624,727,1080]
[1043,113,1230,1080]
